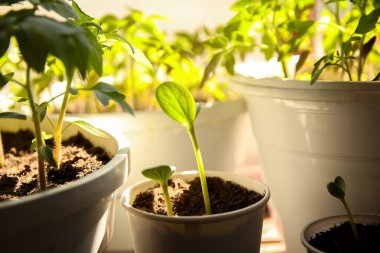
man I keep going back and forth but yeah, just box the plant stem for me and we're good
[341,198,360,242]
[188,125,212,215]
[54,73,73,168]
[272,0,288,78]
[358,34,365,81]
[25,65,47,191]
[161,182,173,216]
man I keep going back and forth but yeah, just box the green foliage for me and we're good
[142,165,176,216]
[311,0,380,84]
[202,0,316,82]
[0,111,26,120]
[156,82,212,215]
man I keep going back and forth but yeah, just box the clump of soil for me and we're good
[133,176,264,216]
[0,129,110,201]
[309,221,380,252]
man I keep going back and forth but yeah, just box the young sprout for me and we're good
[156,82,211,215]
[142,165,176,216]
[327,176,359,242]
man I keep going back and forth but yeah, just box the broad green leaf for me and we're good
[201,51,224,87]
[39,146,57,168]
[142,165,176,185]
[71,120,108,138]
[205,35,229,49]
[92,82,133,115]
[0,72,14,89]
[327,176,346,199]
[224,52,236,75]
[355,8,380,34]
[41,0,78,20]
[156,82,196,128]
[0,112,26,120]
[71,0,93,22]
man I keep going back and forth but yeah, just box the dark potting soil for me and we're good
[0,129,110,201]
[133,176,264,216]
[309,221,380,252]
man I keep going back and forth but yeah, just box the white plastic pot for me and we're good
[0,118,130,253]
[121,170,270,253]
[230,76,380,253]
[301,214,380,253]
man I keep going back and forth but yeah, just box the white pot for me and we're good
[0,118,129,253]
[301,214,380,253]
[121,170,270,253]
[230,76,380,253]
[81,98,258,252]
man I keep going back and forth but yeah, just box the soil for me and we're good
[0,129,110,201]
[309,221,380,252]
[133,176,264,216]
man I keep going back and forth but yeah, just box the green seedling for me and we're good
[327,176,359,242]
[156,82,211,215]
[142,165,176,216]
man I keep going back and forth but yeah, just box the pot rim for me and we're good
[121,170,270,223]
[300,213,380,253]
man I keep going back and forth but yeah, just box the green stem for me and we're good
[54,73,73,168]
[341,198,360,242]
[161,182,173,216]
[25,65,47,191]
[272,0,288,78]
[188,125,212,215]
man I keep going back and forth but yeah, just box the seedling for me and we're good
[327,176,359,242]
[156,82,211,215]
[142,165,176,216]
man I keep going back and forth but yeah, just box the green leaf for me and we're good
[41,0,78,20]
[355,8,380,34]
[224,52,236,75]
[38,102,48,122]
[195,103,201,117]
[201,51,224,87]
[0,112,26,120]
[142,165,176,185]
[10,96,29,106]
[156,82,196,128]
[92,82,133,115]
[362,36,376,62]
[205,35,229,49]
[327,176,346,199]
[69,87,78,95]
[295,50,309,74]
[39,146,57,168]
[0,72,14,89]
[124,45,152,69]
[71,120,108,138]
[31,131,52,150]
[71,0,93,22]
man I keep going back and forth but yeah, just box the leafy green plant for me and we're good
[327,176,359,242]
[311,0,380,84]
[142,165,176,216]
[202,0,316,84]
[0,0,128,190]
[156,82,211,215]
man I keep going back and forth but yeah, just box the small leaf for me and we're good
[0,112,26,120]
[195,103,201,118]
[327,176,346,199]
[92,82,133,115]
[124,45,151,69]
[355,8,380,34]
[156,82,196,128]
[38,102,48,122]
[201,51,224,87]
[39,146,57,168]
[41,0,78,20]
[373,72,380,81]
[362,36,376,61]
[71,120,108,138]
[31,132,52,150]
[142,165,176,185]
[204,35,229,49]
[295,50,310,74]
[10,97,29,106]
[69,87,78,95]
[0,72,14,89]
[224,52,236,75]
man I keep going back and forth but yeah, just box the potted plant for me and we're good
[301,176,380,252]
[203,1,380,252]
[121,82,270,253]
[0,1,129,252]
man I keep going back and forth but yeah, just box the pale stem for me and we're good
[341,198,360,242]
[161,182,173,216]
